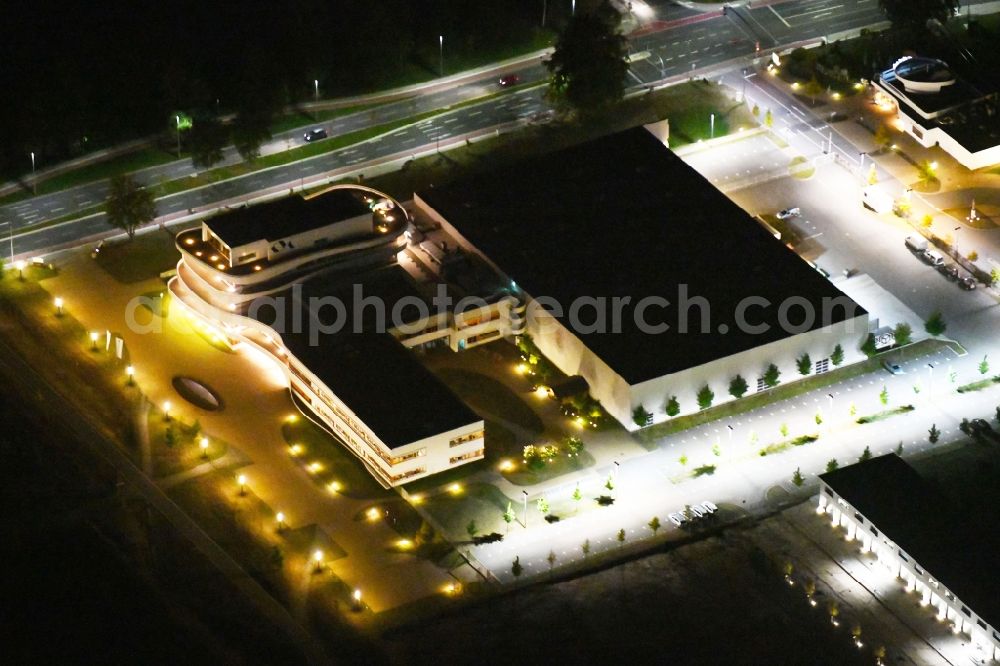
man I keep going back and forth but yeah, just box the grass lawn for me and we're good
[148,407,228,478]
[93,227,182,283]
[957,375,1000,393]
[636,339,956,446]
[281,418,392,501]
[418,482,516,542]
[856,404,915,424]
[502,450,596,486]
[661,80,758,146]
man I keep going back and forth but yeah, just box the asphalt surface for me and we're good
[3,0,914,257]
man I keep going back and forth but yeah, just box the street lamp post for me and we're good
[926,363,935,398]
[125,365,135,386]
[89,331,99,350]
[522,489,529,528]
[710,113,715,139]
[30,151,36,195]
[313,79,319,101]
[953,226,961,256]
[542,0,547,27]
[238,474,247,497]
[54,297,64,317]
[572,0,576,16]
[200,436,209,459]
[16,260,25,281]
[175,115,181,156]
[439,35,444,77]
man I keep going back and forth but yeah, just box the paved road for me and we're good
[2,0,922,257]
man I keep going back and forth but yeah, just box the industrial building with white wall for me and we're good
[416,126,869,429]
[819,454,1000,660]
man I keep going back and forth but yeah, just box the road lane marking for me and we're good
[768,5,791,28]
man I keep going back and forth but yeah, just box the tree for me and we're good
[929,423,940,443]
[502,502,515,533]
[792,467,804,486]
[188,114,228,168]
[581,539,591,557]
[831,343,844,366]
[979,355,990,376]
[572,484,582,502]
[796,353,812,376]
[991,267,1000,287]
[164,424,176,448]
[764,108,773,128]
[780,422,789,438]
[859,445,872,462]
[802,78,824,105]
[968,250,979,262]
[105,174,156,240]
[232,110,272,162]
[925,311,946,336]
[632,405,652,427]
[546,550,557,574]
[648,516,661,535]
[921,213,934,229]
[878,0,959,34]
[536,497,550,515]
[752,103,760,117]
[545,1,628,116]
[873,123,892,149]
[893,322,912,346]
[895,442,904,456]
[879,385,889,406]
[696,384,715,410]
[861,332,878,358]
[729,374,748,399]
[915,160,937,187]
[664,395,680,417]
[867,163,878,185]
[616,528,626,548]
[678,454,688,466]
[815,411,823,425]
[763,363,781,388]
[826,458,839,473]
[564,436,584,457]
[466,520,478,539]
[511,556,523,579]
[604,476,614,492]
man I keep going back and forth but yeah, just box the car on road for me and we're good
[882,360,904,375]
[668,512,687,527]
[921,250,945,267]
[689,504,706,518]
[701,500,718,514]
[776,207,801,219]
[904,235,928,253]
[959,276,977,290]
[498,74,521,88]
[303,128,328,142]
[936,263,959,280]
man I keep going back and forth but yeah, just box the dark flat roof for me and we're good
[821,455,1000,629]
[418,127,865,384]
[206,188,372,248]
[254,265,480,448]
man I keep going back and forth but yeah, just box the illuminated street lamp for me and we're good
[15,260,24,280]
[312,549,324,572]
[30,151,36,195]
[89,331,99,350]
[352,588,362,610]
[522,489,529,528]
[175,115,182,156]
[313,79,319,101]
[276,511,286,532]
[53,296,64,316]
[125,365,135,386]
[439,35,444,77]
[237,474,247,496]
[199,436,209,459]
[163,401,172,421]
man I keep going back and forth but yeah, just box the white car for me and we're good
[701,500,718,514]
[776,207,801,219]
[689,504,706,518]
[668,512,687,527]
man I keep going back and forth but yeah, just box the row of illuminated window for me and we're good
[450,449,484,465]
[450,430,485,447]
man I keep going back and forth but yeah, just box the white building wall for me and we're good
[817,485,1000,660]
[883,94,1000,170]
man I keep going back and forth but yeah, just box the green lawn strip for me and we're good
[0,147,178,206]
[149,408,228,478]
[418,482,516,542]
[758,434,819,457]
[636,339,952,447]
[93,227,181,283]
[856,404,915,424]
[281,419,392,501]
[503,450,595,486]
[267,102,387,135]
[957,376,1000,393]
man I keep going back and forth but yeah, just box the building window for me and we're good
[977,620,986,630]
[450,430,484,447]
[823,487,833,496]
[815,358,830,374]
[962,606,970,617]
[236,251,258,264]
[756,377,767,392]
[450,449,484,464]
[899,552,908,562]
[915,565,923,574]
[912,125,924,140]
[869,526,877,535]
[854,512,864,523]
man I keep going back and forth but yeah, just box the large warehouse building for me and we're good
[819,455,1000,659]
[415,126,869,428]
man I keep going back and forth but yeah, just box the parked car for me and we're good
[922,250,945,267]
[904,235,928,253]
[701,500,718,514]
[882,360,904,375]
[959,276,977,290]
[776,207,801,220]
[498,74,521,88]
[668,512,687,527]
[936,263,959,280]
[689,504,706,518]
[303,128,328,142]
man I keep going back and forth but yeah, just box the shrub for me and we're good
[696,384,715,410]
[860,333,877,358]
[664,395,680,417]
[796,353,812,376]
[729,374,748,399]
[632,405,652,427]
[763,363,781,388]
[830,343,844,366]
